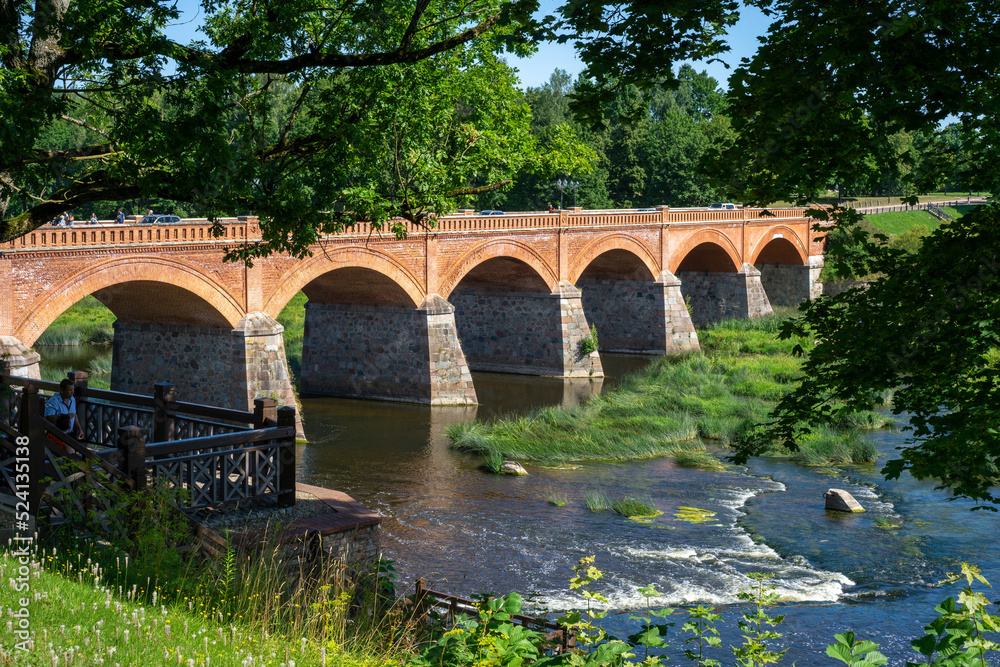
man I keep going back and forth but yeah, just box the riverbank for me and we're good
[448,309,886,466]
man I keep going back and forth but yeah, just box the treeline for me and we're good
[37,67,981,222]
[474,66,731,211]
[475,68,981,212]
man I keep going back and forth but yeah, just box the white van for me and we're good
[709,203,738,210]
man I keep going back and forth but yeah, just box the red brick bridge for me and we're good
[1,206,825,410]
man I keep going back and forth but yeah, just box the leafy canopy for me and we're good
[1,0,740,260]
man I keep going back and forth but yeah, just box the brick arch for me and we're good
[569,233,660,284]
[670,230,743,273]
[439,238,558,297]
[263,246,425,317]
[749,226,809,265]
[14,257,244,345]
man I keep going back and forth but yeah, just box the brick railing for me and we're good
[4,207,815,252]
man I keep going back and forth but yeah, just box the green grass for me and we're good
[449,308,885,467]
[276,291,307,387]
[36,295,116,346]
[610,496,660,517]
[585,490,612,512]
[674,450,725,471]
[0,550,399,667]
[865,210,941,235]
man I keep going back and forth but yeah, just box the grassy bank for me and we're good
[35,295,115,346]
[448,309,884,467]
[0,549,400,666]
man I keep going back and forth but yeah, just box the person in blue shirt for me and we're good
[44,379,84,440]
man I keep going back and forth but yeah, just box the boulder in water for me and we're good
[825,488,864,512]
[500,460,528,475]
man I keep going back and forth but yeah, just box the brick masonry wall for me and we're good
[111,313,297,416]
[678,265,774,327]
[450,284,602,377]
[578,278,699,354]
[300,300,476,404]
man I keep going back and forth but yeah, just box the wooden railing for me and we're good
[0,373,296,517]
[413,578,575,655]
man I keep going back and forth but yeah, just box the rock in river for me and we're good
[825,488,864,512]
[500,460,528,475]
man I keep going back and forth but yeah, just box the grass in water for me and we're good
[674,450,725,471]
[448,307,886,466]
[610,496,660,518]
[585,491,611,512]
[546,490,569,506]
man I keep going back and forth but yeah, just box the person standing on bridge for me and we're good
[44,379,84,440]
[116,208,125,224]
[89,212,98,224]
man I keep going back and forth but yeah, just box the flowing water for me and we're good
[40,348,1000,664]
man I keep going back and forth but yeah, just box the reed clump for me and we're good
[449,308,886,467]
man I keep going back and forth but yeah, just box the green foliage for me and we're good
[825,632,888,667]
[739,204,1000,507]
[826,563,999,667]
[410,592,545,667]
[450,310,882,467]
[579,325,600,357]
[682,606,723,667]
[480,450,505,474]
[585,491,612,513]
[610,497,660,518]
[673,450,725,471]
[732,574,787,667]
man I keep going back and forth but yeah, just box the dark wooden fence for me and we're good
[0,372,296,523]
[413,578,575,654]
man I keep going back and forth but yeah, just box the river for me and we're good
[41,348,1000,664]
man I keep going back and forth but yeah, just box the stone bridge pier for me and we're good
[677,263,773,327]
[111,312,300,432]
[299,295,477,405]
[576,247,698,354]
[756,256,825,306]
[450,279,603,378]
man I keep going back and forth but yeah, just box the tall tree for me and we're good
[723,0,1000,506]
[1,0,740,259]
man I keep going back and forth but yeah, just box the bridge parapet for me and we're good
[3,217,253,251]
[4,207,821,251]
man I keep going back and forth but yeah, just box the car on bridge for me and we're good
[709,203,738,210]
[139,214,182,224]
[478,210,505,216]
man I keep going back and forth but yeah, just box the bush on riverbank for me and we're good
[448,309,884,467]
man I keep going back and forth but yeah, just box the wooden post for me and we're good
[67,371,88,442]
[153,382,177,443]
[19,385,46,520]
[117,425,146,491]
[276,406,296,507]
[253,398,277,429]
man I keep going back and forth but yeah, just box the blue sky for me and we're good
[165,1,771,91]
